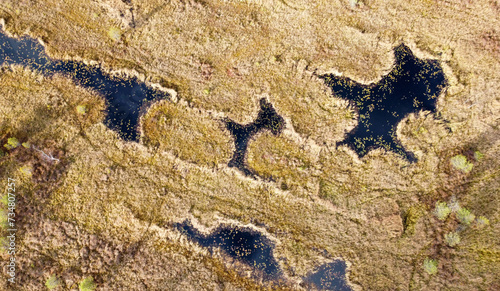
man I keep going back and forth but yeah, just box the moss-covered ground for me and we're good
[0,0,499,290]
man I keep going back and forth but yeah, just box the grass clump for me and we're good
[433,201,451,221]
[141,102,232,167]
[247,133,314,188]
[444,232,461,247]
[45,275,61,290]
[78,276,96,291]
[423,258,438,275]
[456,208,475,225]
[450,154,473,173]
[4,137,20,150]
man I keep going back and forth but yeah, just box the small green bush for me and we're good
[444,232,461,247]
[79,276,96,291]
[423,258,438,275]
[4,137,20,150]
[45,275,61,290]
[450,155,473,173]
[433,201,451,220]
[475,216,490,228]
[457,208,475,225]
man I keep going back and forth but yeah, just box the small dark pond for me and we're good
[303,260,351,291]
[225,98,285,176]
[174,220,282,279]
[0,28,169,141]
[320,44,447,162]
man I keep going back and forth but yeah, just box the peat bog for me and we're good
[320,44,448,162]
[0,28,169,141]
[225,98,285,176]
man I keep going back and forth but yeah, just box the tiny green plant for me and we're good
[456,208,475,225]
[450,154,473,173]
[475,216,490,228]
[79,276,96,291]
[433,201,451,220]
[444,232,461,247]
[45,275,61,290]
[423,258,438,275]
[19,165,33,177]
[474,151,484,161]
[4,137,20,150]
[76,105,88,115]
[22,142,31,148]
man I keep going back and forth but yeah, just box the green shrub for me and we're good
[423,258,438,275]
[444,232,461,247]
[4,137,20,150]
[78,276,96,291]
[433,201,451,220]
[456,208,475,225]
[450,154,473,173]
[45,275,61,290]
[475,216,490,228]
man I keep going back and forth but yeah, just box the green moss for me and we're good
[45,275,61,290]
[141,102,232,166]
[319,179,342,205]
[19,165,33,177]
[78,276,96,291]
[433,201,451,221]
[247,133,313,187]
[475,216,490,228]
[404,205,425,235]
[474,151,484,161]
[456,208,475,225]
[450,154,473,173]
[444,232,461,247]
[423,258,438,275]
[4,137,20,150]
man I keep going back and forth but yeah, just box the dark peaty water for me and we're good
[320,44,447,162]
[303,260,351,291]
[0,29,169,141]
[174,220,282,279]
[225,98,285,176]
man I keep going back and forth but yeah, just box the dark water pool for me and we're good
[0,29,169,141]
[303,260,351,291]
[174,220,282,279]
[224,98,285,176]
[320,44,447,162]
